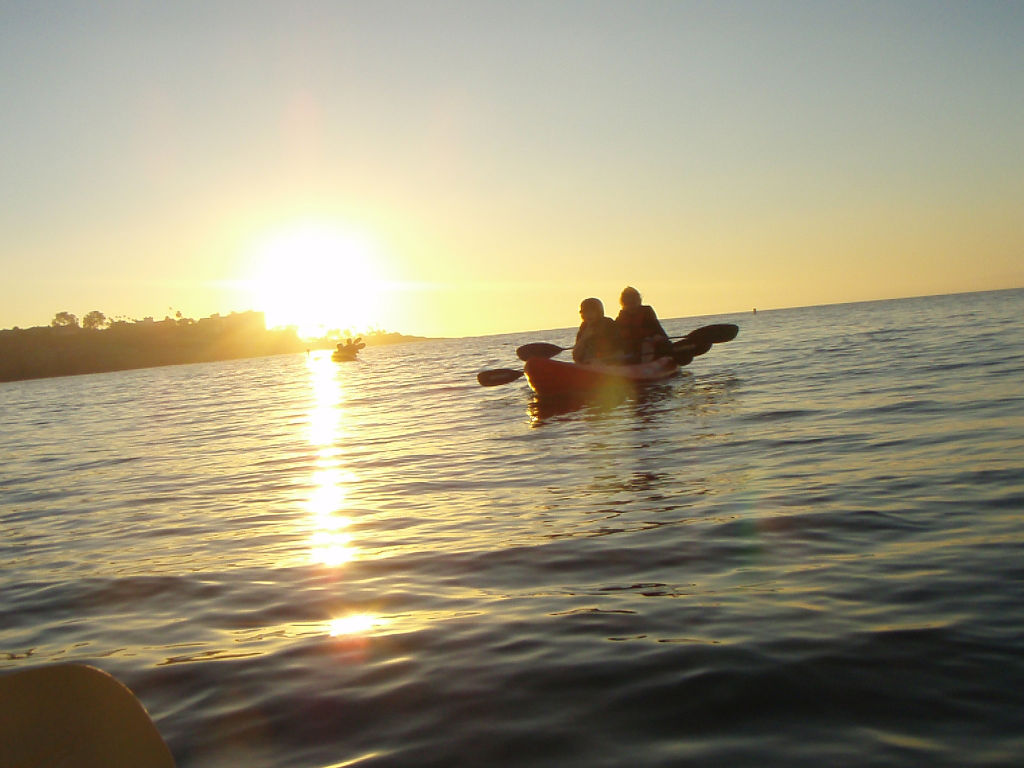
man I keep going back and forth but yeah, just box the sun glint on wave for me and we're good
[245,223,386,338]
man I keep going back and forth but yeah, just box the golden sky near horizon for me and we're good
[1,2,1021,338]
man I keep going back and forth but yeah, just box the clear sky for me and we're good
[2,1,1021,338]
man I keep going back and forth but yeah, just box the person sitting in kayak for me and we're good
[573,297,623,364]
[616,286,671,363]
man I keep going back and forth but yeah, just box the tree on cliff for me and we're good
[82,311,108,330]
[51,311,79,328]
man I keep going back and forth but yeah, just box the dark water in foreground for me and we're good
[2,289,1023,767]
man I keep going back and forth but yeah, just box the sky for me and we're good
[2,1,1022,338]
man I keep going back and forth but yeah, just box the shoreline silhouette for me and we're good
[0,311,431,382]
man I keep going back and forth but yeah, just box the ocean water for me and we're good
[1,289,1022,767]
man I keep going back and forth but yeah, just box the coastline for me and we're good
[0,312,435,383]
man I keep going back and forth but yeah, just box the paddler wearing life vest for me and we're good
[615,286,671,363]
[573,297,623,364]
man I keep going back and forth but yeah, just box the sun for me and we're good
[245,223,386,338]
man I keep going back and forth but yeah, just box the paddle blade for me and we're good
[477,368,525,387]
[672,345,695,366]
[684,323,739,346]
[671,336,714,363]
[516,342,567,361]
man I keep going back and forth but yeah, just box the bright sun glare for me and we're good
[246,223,385,338]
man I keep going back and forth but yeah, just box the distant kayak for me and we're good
[331,338,365,362]
[524,356,678,398]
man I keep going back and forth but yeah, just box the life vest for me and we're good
[573,317,622,363]
[616,305,662,345]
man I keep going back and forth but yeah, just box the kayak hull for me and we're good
[524,356,678,398]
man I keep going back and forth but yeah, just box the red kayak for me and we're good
[524,356,678,398]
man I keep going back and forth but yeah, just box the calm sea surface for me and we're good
[2,289,1023,767]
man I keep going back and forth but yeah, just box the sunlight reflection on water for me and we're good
[328,614,384,637]
[305,353,360,570]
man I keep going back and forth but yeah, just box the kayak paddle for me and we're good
[672,338,712,359]
[516,323,739,361]
[673,346,696,366]
[477,368,525,387]
[514,341,571,361]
